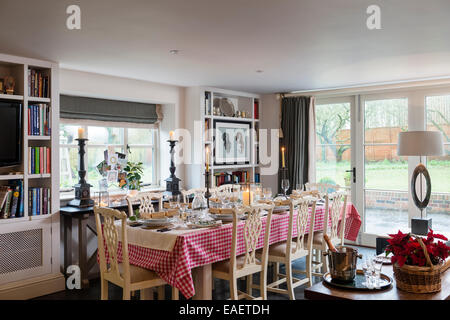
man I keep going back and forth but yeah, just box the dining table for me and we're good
[109,202,362,299]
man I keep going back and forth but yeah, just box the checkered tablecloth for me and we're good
[110,203,361,299]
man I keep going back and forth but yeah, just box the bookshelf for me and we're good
[0,53,63,299]
[185,87,261,189]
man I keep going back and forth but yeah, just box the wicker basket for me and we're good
[393,237,442,293]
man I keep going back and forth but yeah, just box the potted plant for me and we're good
[121,161,144,191]
[385,229,450,293]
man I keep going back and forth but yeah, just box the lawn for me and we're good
[317,160,449,193]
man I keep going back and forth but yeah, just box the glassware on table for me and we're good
[362,256,374,289]
[372,255,383,289]
[296,184,303,192]
[263,188,272,200]
[281,179,290,198]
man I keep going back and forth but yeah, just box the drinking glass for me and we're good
[372,255,383,289]
[362,257,374,289]
[281,179,290,198]
[296,184,303,192]
[263,188,272,200]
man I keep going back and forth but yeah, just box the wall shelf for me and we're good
[0,93,23,101]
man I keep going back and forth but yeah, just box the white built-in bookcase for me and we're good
[0,53,64,299]
[185,87,261,189]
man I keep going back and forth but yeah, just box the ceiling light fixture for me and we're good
[169,49,179,55]
[256,70,264,73]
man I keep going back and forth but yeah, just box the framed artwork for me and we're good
[214,120,251,165]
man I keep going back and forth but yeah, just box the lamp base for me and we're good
[411,217,432,236]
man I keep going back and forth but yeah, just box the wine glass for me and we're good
[372,255,383,289]
[281,179,290,198]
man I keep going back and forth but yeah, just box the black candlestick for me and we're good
[68,138,95,208]
[204,170,211,208]
[164,140,181,196]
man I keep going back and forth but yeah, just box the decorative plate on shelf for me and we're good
[323,269,392,291]
[219,98,235,117]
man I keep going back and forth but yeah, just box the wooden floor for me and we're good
[34,246,375,300]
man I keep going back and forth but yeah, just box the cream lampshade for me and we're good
[397,131,444,235]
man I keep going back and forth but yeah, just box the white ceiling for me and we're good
[1,0,450,93]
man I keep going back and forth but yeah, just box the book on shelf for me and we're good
[0,181,24,219]
[28,147,51,174]
[28,104,51,136]
[205,92,211,115]
[28,187,50,216]
[254,100,259,119]
[28,69,50,98]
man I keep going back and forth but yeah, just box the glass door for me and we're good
[315,96,355,218]
[358,93,409,245]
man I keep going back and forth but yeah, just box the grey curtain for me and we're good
[278,96,310,194]
[60,95,158,124]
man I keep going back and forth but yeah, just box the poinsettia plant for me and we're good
[385,229,450,267]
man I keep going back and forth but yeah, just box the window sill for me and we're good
[59,185,165,204]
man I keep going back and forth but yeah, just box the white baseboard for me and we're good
[0,272,65,300]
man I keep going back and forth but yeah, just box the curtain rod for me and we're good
[278,76,450,98]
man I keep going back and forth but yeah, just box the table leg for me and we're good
[78,214,89,289]
[192,264,212,300]
[63,215,72,276]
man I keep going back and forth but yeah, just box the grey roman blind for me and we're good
[60,95,159,124]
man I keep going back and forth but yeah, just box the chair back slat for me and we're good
[94,206,129,283]
[126,192,163,217]
[230,203,274,271]
[181,188,206,203]
[305,182,340,195]
[287,197,317,255]
[324,191,348,244]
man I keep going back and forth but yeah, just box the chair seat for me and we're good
[305,231,324,246]
[118,263,162,283]
[213,255,261,273]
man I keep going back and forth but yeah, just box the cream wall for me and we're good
[260,94,280,193]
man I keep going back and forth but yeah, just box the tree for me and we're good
[316,103,350,162]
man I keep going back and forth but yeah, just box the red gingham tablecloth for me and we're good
[110,203,361,299]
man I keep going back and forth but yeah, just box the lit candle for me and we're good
[205,146,210,171]
[78,127,85,139]
[169,131,175,141]
[243,188,250,206]
[281,147,285,168]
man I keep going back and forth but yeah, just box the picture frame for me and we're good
[214,120,251,165]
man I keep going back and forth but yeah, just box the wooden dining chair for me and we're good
[94,206,179,300]
[181,188,206,203]
[212,203,274,300]
[126,192,164,217]
[261,196,317,300]
[305,182,341,195]
[309,191,348,275]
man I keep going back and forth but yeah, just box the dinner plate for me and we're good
[273,205,289,213]
[139,218,171,226]
[188,221,222,229]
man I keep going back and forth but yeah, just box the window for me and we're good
[60,122,158,193]
[426,94,450,232]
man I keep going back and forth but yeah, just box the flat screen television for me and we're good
[0,102,22,167]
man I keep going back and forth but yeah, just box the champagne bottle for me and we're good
[324,234,338,252]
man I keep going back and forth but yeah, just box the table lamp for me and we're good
[397,131,444,235]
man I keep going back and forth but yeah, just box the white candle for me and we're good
[78,127,85,139]
[169,131,175,141]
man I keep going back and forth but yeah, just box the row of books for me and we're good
[254,100,259,119]
[28,104,51,136]
[28,187,51,216]
[214,170,251,186]
[28,69,50,98]
[205,92,212,115]
[0,181,25,219]
[28,147,51,174]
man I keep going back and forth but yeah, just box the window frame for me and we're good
[59,118,160,195]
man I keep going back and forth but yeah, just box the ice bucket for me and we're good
[323,246,362,282]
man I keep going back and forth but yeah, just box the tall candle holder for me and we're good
[68,138,95,208]
[204,169,211,208]
[164,139,181,196]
